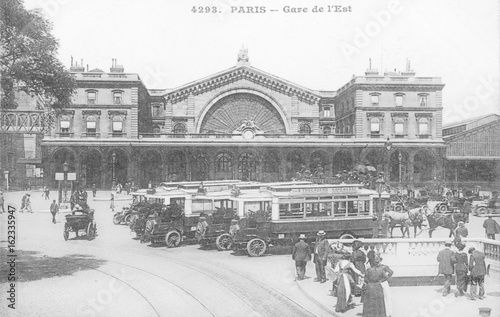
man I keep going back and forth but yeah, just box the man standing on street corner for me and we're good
[483,215,500,240]
[314,230,330,283]
[50,200,59,224]
[437,241,455,296]
[468,247,487,300]
[292,234,311,280]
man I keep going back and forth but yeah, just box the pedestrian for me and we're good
[452,243,468,297]
[437,241,455,296]
[50,200,59,224]
[292,234,311,280]
[45,186,50,200]
[454,221,468,247]
[468,247,487,300]
[351,240,367,296]
[366,245,376,267]
[92,184,97,198]
[334,253,364,313]
[20,193,27,212]
[462,198,471,223]
[24,193,33,213]
[0,190,5,213]
[313,230,330,283]
[327,242,346,296]
[110,193,115,212]
[195,216,209,243]
[362,255,393,317]
[483,215,500,240]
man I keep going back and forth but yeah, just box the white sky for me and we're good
[25,0,500,124]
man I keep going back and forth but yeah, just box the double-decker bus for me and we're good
[231,183,390,256]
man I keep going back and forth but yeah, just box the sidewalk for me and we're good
[294,261,500,317]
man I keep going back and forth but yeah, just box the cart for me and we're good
[63,209,97,241]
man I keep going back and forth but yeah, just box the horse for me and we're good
[424,209,466,238]
[384,207,426,238]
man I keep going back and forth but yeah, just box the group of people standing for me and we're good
[437,241,487,300]
[292,232,393,316]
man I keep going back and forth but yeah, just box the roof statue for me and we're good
[237,46,249,65]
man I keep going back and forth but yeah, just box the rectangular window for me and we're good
[323,107,331,117]
[370,122,380,134]
[60,120,70,133]
[86,121,96,134]
[395,95,403,107]
[87,92,96,104]
[419,122,429,135]
[395,122,404,135]
[112,121,123,132]
[371,95,379,106]
[113,92,122,105]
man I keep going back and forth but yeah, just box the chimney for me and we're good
[365,57,379,76]
[69,56,85,72]
[401,58,416,76]
[110,58,124,73]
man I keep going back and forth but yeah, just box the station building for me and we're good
[36,51,451,189]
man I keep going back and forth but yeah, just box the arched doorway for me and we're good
[286,151,305,180]
[262,151,280,182]
[191,152,209,181]
[389,150,409,183]
[238,152,258,181]
[413,150,435,182]
[166,151,186,181]
[362,149,386,173]
[107,150,128,188]
[140,150,162,187]
[310,151,330,177]
[332,150,353,175]
[81,149,102,188]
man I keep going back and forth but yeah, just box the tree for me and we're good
[0,0,75,110]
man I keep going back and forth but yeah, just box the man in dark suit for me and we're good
[468,247,487,300]
[483,216,500,240]
[313,230,330,283]
[437,241,455,296]
[292,234,311,280]
[452,243,468,297]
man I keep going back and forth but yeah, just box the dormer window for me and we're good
[87,91,97,104]
[113,91,123,105]
[370,93,380,106]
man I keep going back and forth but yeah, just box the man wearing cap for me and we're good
[468,247,487,300]
[437,241,455,296]
[314,230,330,283]
[292,234,311,280]
[483,216,500,240]
[452,243,468,297]
[454,221,468,246]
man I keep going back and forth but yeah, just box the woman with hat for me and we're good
[333,253,364,313]
[362,254,393,317]
[351,240,366,296]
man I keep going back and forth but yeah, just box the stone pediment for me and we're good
[164,66,322,105]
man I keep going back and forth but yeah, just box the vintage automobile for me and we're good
[113,206,133,225]
[231,183,390,256]
[64,206,97,241]
[198,207,238,250]
[473,199,500,216]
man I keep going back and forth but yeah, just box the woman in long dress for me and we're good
[362,255,394,317]
[334,253,364,313]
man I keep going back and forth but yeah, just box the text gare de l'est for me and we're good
[230,5,352,13]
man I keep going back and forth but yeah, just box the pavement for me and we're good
[1,189,500,317]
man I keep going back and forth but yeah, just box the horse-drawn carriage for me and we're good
[63,205,97,241]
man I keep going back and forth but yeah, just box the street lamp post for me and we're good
[398,151,402,185]
[112,152,116,190]
[375,174,386,238]
[63,162,69,203]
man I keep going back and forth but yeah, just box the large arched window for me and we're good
[299,123,312,134]
[216,152,232,173]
